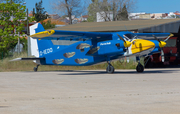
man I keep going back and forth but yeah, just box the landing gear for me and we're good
[106,63,115,73]
[34,64,40,72]
[136,63,144,73]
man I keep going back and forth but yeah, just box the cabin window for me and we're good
[51,40,79,46]
[164,39,176,47]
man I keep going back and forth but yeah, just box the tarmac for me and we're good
[0,68,180,114]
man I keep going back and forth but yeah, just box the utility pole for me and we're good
[113,0,115,21]
[17,5,20,54]
[27,8,29,35]
[27,8,31,56]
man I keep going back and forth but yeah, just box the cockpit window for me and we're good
[124,34,136,39]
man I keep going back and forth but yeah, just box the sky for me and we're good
[25,0,180,15]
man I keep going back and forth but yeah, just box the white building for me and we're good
[168,12,177,18]
[128,12,146,20]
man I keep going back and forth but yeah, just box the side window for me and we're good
[51,40,79,46]
[164,39,176,47]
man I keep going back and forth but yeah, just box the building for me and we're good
[80,15,88,22]
[48,14,60,19]
[139,14,151,19]
[128,12,146,20]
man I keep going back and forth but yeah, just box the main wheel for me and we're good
[34,67,38,72]
[136,63,144,73]
[106,65,115,73]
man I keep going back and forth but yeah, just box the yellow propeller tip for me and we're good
[159,41,166,48]
[124,41,132,48]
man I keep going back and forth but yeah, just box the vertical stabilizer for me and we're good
[30,23,45,57]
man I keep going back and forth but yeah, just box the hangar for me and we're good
[53,19,180,66]
[53,19,180,33]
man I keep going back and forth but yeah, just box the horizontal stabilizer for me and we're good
[10,57,45,61]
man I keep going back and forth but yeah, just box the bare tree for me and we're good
[111,0,136,20]
[52,0,84,24]
[88,0,136,22]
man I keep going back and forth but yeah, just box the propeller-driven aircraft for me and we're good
[12,23,173,73]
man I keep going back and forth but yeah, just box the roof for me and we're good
[82,15,88,18]
[42,18,66,25]
[53,19,180,33]
[174,13,180,15]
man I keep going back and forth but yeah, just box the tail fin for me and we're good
[30,23,53,57]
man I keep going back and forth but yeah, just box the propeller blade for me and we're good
[161,49,165,62]
[117,34,132,48]
[153,35,166,47]
[153,35,161,43]
[117,34,126,42]
[164,34,174,42]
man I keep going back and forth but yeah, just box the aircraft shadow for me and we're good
[0,106,9,108]
[23,69,178,75]
[56,69,177,75]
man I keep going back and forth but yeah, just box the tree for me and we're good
[87,0,99,22]
[41,20,55,29]
[117,4,128,20]
[0,0,26,57]
[52,0,83,24]
[33,0,48,22]
[87,0,136,22]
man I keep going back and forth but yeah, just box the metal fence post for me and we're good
[27,36,31,56]
[1,52,3,61]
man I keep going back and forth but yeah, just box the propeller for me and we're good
[117,34,131,48]
[152,35,166,48]
[152,34,174,62]
[117,34,132,57]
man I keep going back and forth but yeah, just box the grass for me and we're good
[0,52,138,72]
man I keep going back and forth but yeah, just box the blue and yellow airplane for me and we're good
[12,23,173,73]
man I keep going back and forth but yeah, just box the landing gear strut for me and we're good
[136,63,144,73]
[106,63,115,73]
[34,64,40,72]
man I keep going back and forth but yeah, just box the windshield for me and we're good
[124,33,137,41]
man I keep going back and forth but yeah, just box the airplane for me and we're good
[11,23,173,73]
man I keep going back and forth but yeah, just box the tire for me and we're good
[106,65,115,74]
[136,63,144,73]
[34,67,38,72]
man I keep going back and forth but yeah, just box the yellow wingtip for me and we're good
[169,33,174,37]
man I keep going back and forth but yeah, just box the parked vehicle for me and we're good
[145,34,180,67]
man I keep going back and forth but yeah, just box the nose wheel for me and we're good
[34,64,40,72]
[136,63,144,73]
[106,63,115,73]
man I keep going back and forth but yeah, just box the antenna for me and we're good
[124,25,128,31]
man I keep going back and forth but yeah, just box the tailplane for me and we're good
[30,23,54,57]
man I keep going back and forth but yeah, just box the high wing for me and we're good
[135,33,172,39]
[30,30,113,41]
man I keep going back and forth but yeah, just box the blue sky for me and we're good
[25,0,180,14]
[137,0,180,13]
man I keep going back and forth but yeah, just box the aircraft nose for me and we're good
[131,39,155,54]
[159,41,166,48]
